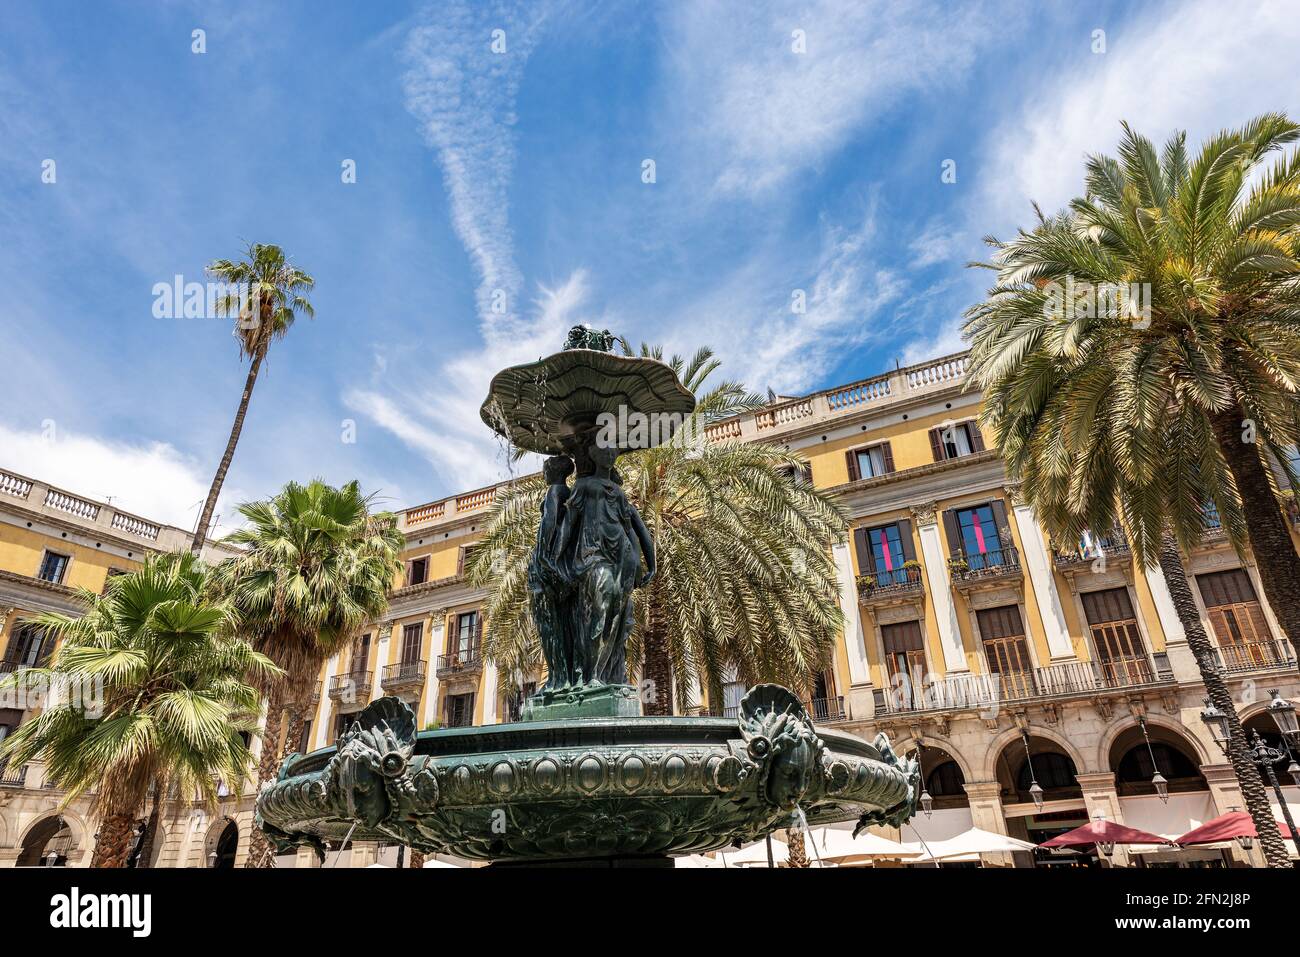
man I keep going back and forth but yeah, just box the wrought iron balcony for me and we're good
[810,696,847,722]
[0,761,27,788]
[948,546,1022,590]
[856,565,924,606]
[327,671,372,710]
[873,655,1171,717]
[381,660,427,694]
[1213,638,1296,674]
[436,646,483,679]
[1051,529,1130,571]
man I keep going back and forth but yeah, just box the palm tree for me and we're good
[964,132,1300,865]
[968,115,1300,643]
[212,479,404,867]
[471,345,847,716]
[191,243,315,554]
[0,553,276,867]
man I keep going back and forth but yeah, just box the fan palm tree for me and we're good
[964,119,1300,867]
[471,345,847,716]
[211,479,404,867]
[968,114,1300,643]
[0,553,276,867]
[191,243,315,554]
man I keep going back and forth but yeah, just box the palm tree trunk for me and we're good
[134,776,164,868]
[409,849,426,869]
[641,579,672,716]
[91,807,139,868]
[1157,533,1291,867]
[1211,407,1300,648]
[191,348,265,554]
[783,829,809,868]
[243,682,287,869]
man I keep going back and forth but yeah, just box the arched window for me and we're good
[208,820,239,868]
[17,816,74,867]
[926,759,966,797]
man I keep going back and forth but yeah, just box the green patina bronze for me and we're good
[257,327,919,864]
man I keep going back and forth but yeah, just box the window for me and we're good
[881,620,926,699]
[951,503,1008,569]
[505,681,537,722]
[1015,751,1077,793]
[1196,569,1273,661]
[406,557,429,587]
[721,679,746,718]
[457,543,484,576]
[102,567,127,594]
[348,634,371,675]
[1079,588,1151,685]
[846,442,894,481]
[333,712,354,742]
[37,551,70,584]
[778,461,813,484]
[400,623,424,664]
[928,421,984,462]
[976,606,1035,699]
[852,520,916,587]
[445,692,475,728]
[298,720,313,754]
[3,623,50,669]
[454,611,480,657]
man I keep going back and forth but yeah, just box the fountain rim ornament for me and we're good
[479,325,697,456]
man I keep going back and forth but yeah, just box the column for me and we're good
[370,623,390,703]
[420,612,444,730]
[963,781,1016,867]
[482,663,499,725]
[1142,566,1187,643]
[913,503,967,673]
[1005,485,1074,660]
[314,651,340,750]
[831,540,871,686]
[1076,771,1131,867]
[1200,763,1262,866]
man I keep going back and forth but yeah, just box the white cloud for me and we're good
[975,0,1300,234]
[659,0,1000,198]
[402,0,553,337]
[0,422,232,533]
[345,271,592,490]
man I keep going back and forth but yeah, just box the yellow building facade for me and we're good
[4,350,1299,867]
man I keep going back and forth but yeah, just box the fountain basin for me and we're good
[257,690,920,863]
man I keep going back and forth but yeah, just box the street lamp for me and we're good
[1138,716,1169,804]
[1021,730,1045,811]
[208,850,218,869]
[916,738,933,818]
[1200,699,1232,754]
[1229,807,1254,851]
[1266,690,1299,745]
[1246,730,1300,853]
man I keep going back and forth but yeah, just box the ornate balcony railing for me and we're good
[436,646,483,679]
[381,660,427,693]
[1214,638,1296,674]
[0,762,28,787]
[949,546,1022,588]
[327,671,372,707]
[874,655,1170,717]
[857,565,924,605]
[810,696,846,722]
[1051,529,1130,571]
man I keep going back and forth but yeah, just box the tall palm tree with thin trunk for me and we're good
[967,114,1300,645]
[964,137,1299,864]
[471,345,847,716]
[211,480,403,867]
[0,553,276,867]
[191,243,315,554]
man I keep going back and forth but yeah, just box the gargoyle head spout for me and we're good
[737,685,826,810]
[326,697,417,828]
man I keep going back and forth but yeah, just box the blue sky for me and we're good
[3,0,1300,536]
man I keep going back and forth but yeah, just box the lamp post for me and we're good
[916,738,934,818]
[1201,698,1300,857]
[1138,716,1169,804]
[1020,730,1044,811]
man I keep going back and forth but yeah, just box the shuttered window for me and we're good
[400,623,423,664]
[881,620,926,689]
[1080,587,1151,685]
[1196,569,1273,651]
[348,633,371,675]
[928,421,986,462]
[846,442,895,481]
[976,606,1035,698]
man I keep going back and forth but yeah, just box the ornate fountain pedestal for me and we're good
[256,328,919,865]
[257,688,919,865]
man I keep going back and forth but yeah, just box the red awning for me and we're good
[1176,811,1292,846]
[1041,818,1171,848]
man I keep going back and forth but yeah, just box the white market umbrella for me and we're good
[422,858,465,868]
[674,854,724,868]
[916,827,1037,861]
[808,826,922,864]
